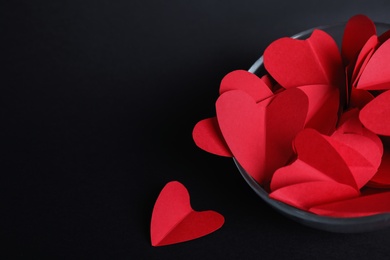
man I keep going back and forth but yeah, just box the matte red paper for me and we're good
[333,109,383,159]
[264,29,344,88]
[150,181,224,247]
[368,149,390,188]
[271,129,359,191]
[297,84,339,135]
[192,117,232,157]
[309,191,390,217]
[335,109,383,153]
[269,181,359,210]
[351,35,378,87]
[341,14,376,66]
[328,132,382,188]
[270,127,383,210]
[360,90,390,135]
[219,70,273,102]
[349,88,374,109]
[216,89,308,183]
[357,39,390,90]
[261,74,274,89]
[192,70,275,157]
[341,15,376,102]
[335,109,364,135]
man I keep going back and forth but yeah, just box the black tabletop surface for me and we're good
[3,1,390,259]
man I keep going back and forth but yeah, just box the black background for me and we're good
[3,1,390,259]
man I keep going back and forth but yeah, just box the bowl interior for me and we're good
[238,22,390,233]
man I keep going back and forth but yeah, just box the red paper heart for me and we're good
[269,181,359,210]
[333,109,383,152]
[328,132,382,188]
[270,160,340,191]
[368,149,390,188]
[335,109,383,154]
[332,110,383,186]
[150,181,224,247]
[351,35,378,88]
[264,29,344,89]
[349,88,374,109]
[297,84,339,135]
[341,15,376,102]
[270,124,382,210]
[219,70,273,102]
[192,70,275,156]
[271,129,359,191]
[309,191,390,217]
[341,14,376,66]
[335,109,364,135]
[360,90,390,135]
[192,117,232,157]
[357,39,390,90]
[216,89,308,183]
[261,74,274,89]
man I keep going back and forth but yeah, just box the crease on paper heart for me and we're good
[153,210,218,246]
[307,36,333,86]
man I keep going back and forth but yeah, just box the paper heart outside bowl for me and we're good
[236,22,390,233]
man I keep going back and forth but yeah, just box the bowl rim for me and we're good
[249,22,390,74]
[235,159,390,233]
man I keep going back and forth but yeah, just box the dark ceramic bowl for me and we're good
[237,22,390,233]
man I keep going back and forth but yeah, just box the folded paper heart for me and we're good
[270,181,359,210]
[360,90,390,136]
[271,129,359,191]
[219,70,273,102]
[270,128,382,210]
[343,15,390,91]
[309,191,390,217]
[368,149,390,188]
[350,36,378,88]
[341,14,376,66]
[264,29,344,89]
[342,14,377,99]
[192,117,232,157]
[349,88,374,109]
[356,39,390,90]
[329,132,382,187]
[216,88,308,183]
[334,109,383,153]
[150,181,224,247]
[271,109,383,193]
[297,84,339,135]
[192,70,274,157]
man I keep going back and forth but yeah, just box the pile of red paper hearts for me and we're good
[193,14,390,217]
